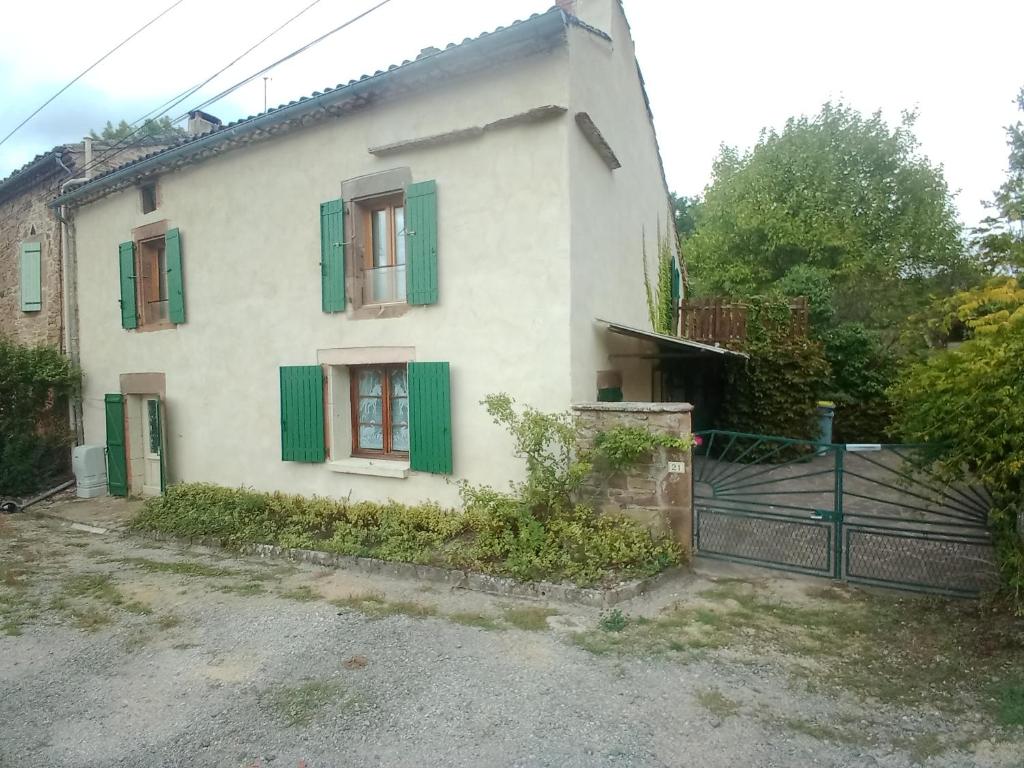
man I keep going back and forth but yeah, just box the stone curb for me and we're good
[135,530,678,608]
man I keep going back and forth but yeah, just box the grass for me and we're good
[332,593,437,620]
[279,585,318,602]
[217,581,266,597]
[695,687,739,718]
[270,680,344,727]
[448,612,503,630]
[115,557,235,578]
[571,578,1024,723]
[156,613,182,630]
[502,606,557,631]
[781,717,867,747]
[890,732,948,764]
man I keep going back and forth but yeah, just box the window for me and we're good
[350,364,409,458]
[137,236,169,325]
[141,183,158,214]
[359,194,406,305]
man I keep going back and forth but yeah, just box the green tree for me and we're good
[890,279,1024,610]
[89,116,185,142]
[670,193,700,241]
[687,102,978,331]
[972,86,1024,275]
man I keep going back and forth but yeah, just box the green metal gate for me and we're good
[692,430,996,597]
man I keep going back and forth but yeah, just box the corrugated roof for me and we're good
[597,318,749,357]
[55,6,596,207]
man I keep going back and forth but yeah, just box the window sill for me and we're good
[133,322,175,333]
[327,457,410,478]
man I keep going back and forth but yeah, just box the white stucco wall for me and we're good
[74,49,572,507]
[566,0,678,402]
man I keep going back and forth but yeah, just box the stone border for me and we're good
[136,530,679,608]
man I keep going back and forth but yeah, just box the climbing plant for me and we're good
[643,229,676,334]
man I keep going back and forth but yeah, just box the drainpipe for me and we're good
[55,145,92,445]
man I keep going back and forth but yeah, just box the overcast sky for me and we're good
[1,0,1022,229]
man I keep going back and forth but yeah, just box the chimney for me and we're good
[83,137,93,179]
[555,0,576,13]
[187,110,222,137]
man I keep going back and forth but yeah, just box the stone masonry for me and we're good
[573,402,694,552]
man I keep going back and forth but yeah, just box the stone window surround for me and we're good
[130,219,174,333]
[340,167,412,320]
[318,346,415,478]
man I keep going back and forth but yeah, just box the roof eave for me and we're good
[52,9,569,209]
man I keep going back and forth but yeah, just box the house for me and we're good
[0,139,171,354]
[52,0,684,505]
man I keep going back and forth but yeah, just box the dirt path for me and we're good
[1,512,1021,768]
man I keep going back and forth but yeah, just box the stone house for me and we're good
[52,0,710,509]
[0,140,169,350]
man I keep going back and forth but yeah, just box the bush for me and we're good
[133,393,682,586]
[890,290,1024,612]
[0,338,80,495]
[821,323,898,443]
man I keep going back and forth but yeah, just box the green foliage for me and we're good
[821,324,898,443]
[972,86,1024,275]
[134,395,682,587]
[687,102,979,331]
[592,426,693,472]
[0,338,80,495]
[642,230,676,334]
[89,116,185,142]
[719,298,830,439]
[598,608,628,632]
[671,193,701,241]
[890,289,1024,611]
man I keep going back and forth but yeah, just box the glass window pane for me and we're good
[391,423,409,452]
[390,367,407,397]
[372,209,388,267]
[359,424,384,450]
[147,400,160,454]
[394,206,406,266]
[357,369,383,397]
[358,396,382,425]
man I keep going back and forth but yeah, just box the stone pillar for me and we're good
[573,402,694,552]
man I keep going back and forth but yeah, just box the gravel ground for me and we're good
[1,511,1021,768]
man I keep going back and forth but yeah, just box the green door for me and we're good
[104,394,128,497]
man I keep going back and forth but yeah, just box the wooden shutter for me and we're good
[118,241,138,329]
[408,361,452,474]
[405,180,438,305]
[280,365,326,462]
[104,394,128,496]
[321,199,346,312]
[166,228,185,324]
[20,242,41,311]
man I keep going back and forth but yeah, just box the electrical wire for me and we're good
[0,0,187,150]
[70,0,393,185]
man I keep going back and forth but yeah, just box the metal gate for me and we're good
[691,430,997,597]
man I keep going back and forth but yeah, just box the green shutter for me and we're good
[280,365,326,462]
[154,396,167,494]
[118,241,137,329]
[405,180,438,305]
[166,228,185,324]
[408,361,452,474]
[321,199,346,312]
[20,241,41,312]
[105,394,128,497]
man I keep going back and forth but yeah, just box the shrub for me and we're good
[821,323,898,443]
[0,338,80,495]
[890,292,1024,612]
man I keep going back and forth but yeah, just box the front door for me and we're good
[140,396,163,496]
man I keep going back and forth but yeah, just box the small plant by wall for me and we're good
[643,229,677,334]
[0,338,80,496]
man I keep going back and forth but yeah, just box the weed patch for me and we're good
[116,557,235,578]
[279,585,318,602]
[447,612,502,631]
[502,606,557,631]
[598,608,628,632]
[332,593,437,620]
[695,688,739,718]
[270,680,343,727]
[993,678,1024,727]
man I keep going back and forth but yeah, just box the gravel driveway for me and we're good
[1,511,1021,768]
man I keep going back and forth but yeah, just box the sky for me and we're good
[1,0,1022,230]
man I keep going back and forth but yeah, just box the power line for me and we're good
[180,0,393,119]
[74,0,391,184]
[0,0,187,150]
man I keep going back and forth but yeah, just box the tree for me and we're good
[89,116,185,142]
[670,193,700,240]
[972,86,1024,275]
[686,102,979,331]
[889,279,1024,611]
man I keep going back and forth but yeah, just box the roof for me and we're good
[596,318,749,358]
[54,6,599,209]
[0,146,71,204]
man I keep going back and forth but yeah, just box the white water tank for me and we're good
[72,445,107,499]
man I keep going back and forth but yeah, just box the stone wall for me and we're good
[0,172,64,348]
[573,402,694,551]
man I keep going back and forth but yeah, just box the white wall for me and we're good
[74,49,572,507]
[566,0,678,402]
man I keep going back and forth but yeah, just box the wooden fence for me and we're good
[678,297,808,344]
